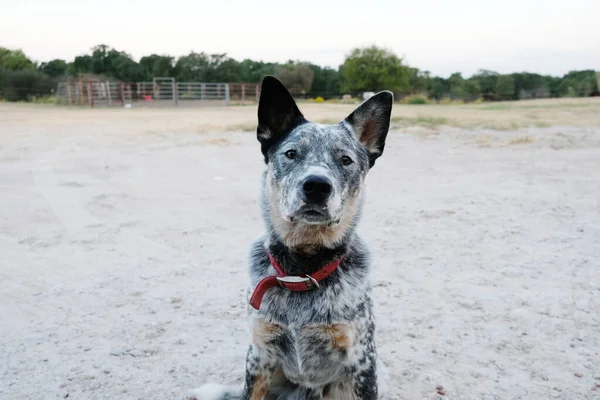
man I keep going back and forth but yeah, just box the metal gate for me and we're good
[56,78,231,107]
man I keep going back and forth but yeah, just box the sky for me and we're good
[1,0,599,78]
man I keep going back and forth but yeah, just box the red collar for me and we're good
[249,253,343,310]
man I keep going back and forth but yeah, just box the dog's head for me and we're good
[257,76,393,248]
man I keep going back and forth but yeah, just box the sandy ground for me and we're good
[0,102,599,400]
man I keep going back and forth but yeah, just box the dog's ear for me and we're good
[257,76,304,161]
[344,91,394,168]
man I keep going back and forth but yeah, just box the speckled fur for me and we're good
[190,77,392,400]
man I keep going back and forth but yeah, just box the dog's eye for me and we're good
[285,150,297,159]
[341,156,353,165]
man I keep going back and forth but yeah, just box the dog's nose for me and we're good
[303,175,332,203]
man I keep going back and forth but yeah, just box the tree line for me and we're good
[1,44,598,102]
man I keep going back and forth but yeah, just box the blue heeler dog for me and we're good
[190,76,393,400]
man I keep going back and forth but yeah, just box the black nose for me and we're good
[303,175,332,203]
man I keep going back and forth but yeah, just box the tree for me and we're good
[274,62,314,95]
[0,69,53,101]
[559,70,598,97]
[427,77,450,100]
[307,64,340,97]
[68,55,92,75]
[174,52,237,82]
[448,72,467,99]
[139,54,174,80]
[340,45,410,94]
[39,59,68,77]
[2,43,599,103]
[66,45,143,81]
[408,68,431,94]
[109,52,144,82]
[471,69,499,100]
[464,78,481,99]
[236,59,277,82]
[0,48,35,70]
[496,75,515,100]
[212,57,243,82]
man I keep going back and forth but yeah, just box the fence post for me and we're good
[241,84,246,102]
[120,82,124,106]
[66,77,72,105]
[106,80,112,106]
[173,80,178,106]
[79,74,84,105]
[224,84,230,106]
[256,84,260,101]
[88,80,93,108]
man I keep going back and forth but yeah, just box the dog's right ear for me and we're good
[257,76,304,162]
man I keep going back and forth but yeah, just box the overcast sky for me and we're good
[2,0,599,77]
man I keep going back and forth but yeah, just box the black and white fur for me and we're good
[190,76,393,400]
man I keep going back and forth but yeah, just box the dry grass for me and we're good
[389,97,600,130]
[392,116,449,128]
[473,134,496,148]
[1,97,599,134]
[508,136,536,145]
[203,138,233,146]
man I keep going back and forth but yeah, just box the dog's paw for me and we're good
[187,383,241,400]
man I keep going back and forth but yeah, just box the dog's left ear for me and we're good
[344,91,394,168]
[257,76,305,161]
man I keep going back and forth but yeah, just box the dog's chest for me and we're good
[252,317,361,386]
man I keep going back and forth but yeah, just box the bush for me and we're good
[439,98,465,105]
[31,95,58,104]
[0,68,54,101]
[408,96,428,105]
[400,95,428,105]
[315,96,324,103]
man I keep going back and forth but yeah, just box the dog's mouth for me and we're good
[291,206,336,225]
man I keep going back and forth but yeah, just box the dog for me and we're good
[190,76,393,400]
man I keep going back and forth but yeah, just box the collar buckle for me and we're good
[276,275,317,290]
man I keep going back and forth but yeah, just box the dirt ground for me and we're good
[1,100,599,400]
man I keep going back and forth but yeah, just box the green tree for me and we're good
[39,59,68,77]
[408,68,431,94]
[0,69,53,101]
[496,75,515,100]
[426,77,450,100]
[340,45,410,94]
[212,57,243,82]
[67,45,143,81]
[174,52,237,82]
[139,54,174,80]
[109,52,144,82]
[464,78,481,99]
[0,48,35,70]
[559,70,598,97]
[448,72,467,99]
[511,73,549,99]
[236,59,277,82]
[307,64,340,98]
[471,70,499,100]
[173,52,210,81]
[68,55,92,75]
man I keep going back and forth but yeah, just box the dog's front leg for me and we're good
[351,356,378,400]
[240,344,277,400]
